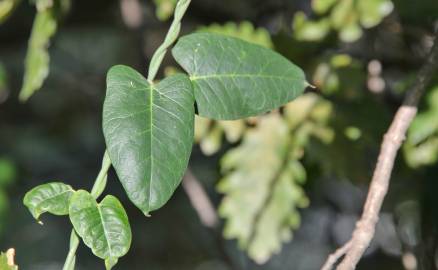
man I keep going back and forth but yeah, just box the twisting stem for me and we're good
[62,151,111,270]
[62,0,192,268]
[147,0,191,82]
[321,32,438,270]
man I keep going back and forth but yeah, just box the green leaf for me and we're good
[23,182,74,221]
[172,32,307,120]
[19,8,57,101]
[69,190,131,268]
[312,0,337,14]
[0,0,20,24]
[218,115,308,263]
[293,12,330,41]
[198,21,273,48]
[103,65,195,214]
[0,249,18,270]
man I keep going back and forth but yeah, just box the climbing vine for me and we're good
[21,0,309,268]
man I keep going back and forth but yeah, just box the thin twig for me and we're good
[182,168,242,270]
[321,241,352,270]
[321,31,438,270]
[182,168,218,228]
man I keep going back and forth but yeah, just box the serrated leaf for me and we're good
[218,115,308,263]
[103,65,195,214]
[19,8,57,101]
[198,21,273,48]
[69,190,131,268]
[172,32,307,120]
[23,182,74,221]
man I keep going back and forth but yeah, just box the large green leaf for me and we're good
[172,32,307,120]
[19,8,57,101]
[103,65,195,215]
[69,190,131,269]
[23,182,74,221]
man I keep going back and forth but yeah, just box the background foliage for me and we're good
[0,0,438,269]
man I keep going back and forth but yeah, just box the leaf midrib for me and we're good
[148,84,155,213]
[190,73,303,81]
[32,187,73,210]
[97,204,113,258]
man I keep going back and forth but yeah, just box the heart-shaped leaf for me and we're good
[23,182,74,221]
[103,65,195,214]
[172,32,308,120]
[69,190,131,269]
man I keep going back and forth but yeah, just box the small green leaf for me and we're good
[0,249,18,270]
[172,32,307,120]
[103,65,195,214]
[19,8,57,101]
[69,190,131,266]
[0,0,20,24]
[23,182,74,221]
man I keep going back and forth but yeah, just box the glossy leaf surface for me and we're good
[69,190,131,269]
[103,65,195,214]
[23,182,74,221]
[172,32,307,120]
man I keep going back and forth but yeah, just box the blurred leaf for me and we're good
[198,21,273,48]
[358,0,393,28]
[330,0,355,29]
[0,0,20,24]
[153,0,177,21]
[312,0,337,14]
[103,66,194,214]
[199,124,223,156]
[0,249,18,270]
[0,189,8,234]
[69,190,131,269]
[295,0,393,42]
[221,120,246,143]
[194,116,212,142]
[293,12,330,41]
[0,63,7,93]
[339,21,362,42]
[172,33,307,120]
[23,182,74,221]
[312,54,365,97]
[19,8,57,101]
[404,86,438,168]
[218,115,308,264]
[0,158,16,187]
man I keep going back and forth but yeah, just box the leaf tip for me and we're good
[105,257,118,270]
[305,81,316,89]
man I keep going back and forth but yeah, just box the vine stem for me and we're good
[321,31,438,270]
[62,0,192,268]
[62,151,111,270]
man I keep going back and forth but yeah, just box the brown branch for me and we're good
[322,32,438,270]
[182,168,219,228]
[321,241,352,270]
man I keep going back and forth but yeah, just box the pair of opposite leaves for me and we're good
[103,32,308,215]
